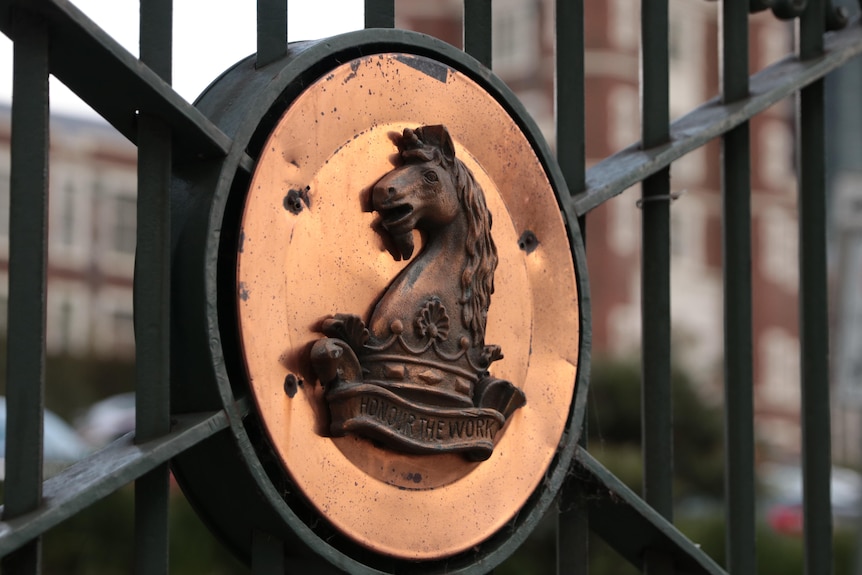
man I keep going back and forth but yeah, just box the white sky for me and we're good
[0,0,364,118]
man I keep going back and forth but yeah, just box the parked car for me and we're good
[0,396,92,481]
[761,462,861,534]
[74,392,136,448]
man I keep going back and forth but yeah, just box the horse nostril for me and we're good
[388,186,396,197]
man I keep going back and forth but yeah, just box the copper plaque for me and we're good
[236,53,579,560]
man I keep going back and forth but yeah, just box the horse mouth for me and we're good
[379,204,414,229]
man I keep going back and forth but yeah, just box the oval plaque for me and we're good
[171,30,589,572]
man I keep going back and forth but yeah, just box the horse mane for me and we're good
[397,127,498,344]
[452,160,497,344]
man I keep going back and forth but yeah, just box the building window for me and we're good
[759,328,800,410]
[0,272,7,336]
[94,287,134,358]
[0,168,8,241]
[668,2,705,118]
[609,0,639,51]
[58,180,77,246]
[670,194,705,266]
[492,0,539,77]
[113,195,137,254]
[96,167,137,277]
[608,186,640,256]
[111,308,135,356]
[46,281,91,356]
[609,84,639,151]
[760,205,798,292]
[49,164,93,268]
[760,119,793,188]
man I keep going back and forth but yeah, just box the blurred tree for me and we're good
[586,357,725,501]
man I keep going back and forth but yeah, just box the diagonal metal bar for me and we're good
[572,18,862,217]
[573,447,727,575]
[0,0,232,161]
[0,409,235,559]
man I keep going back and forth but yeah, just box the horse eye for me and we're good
[423,170,439,183]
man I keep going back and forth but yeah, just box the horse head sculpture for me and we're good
[310,125,525,461]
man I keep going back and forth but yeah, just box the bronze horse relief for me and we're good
[310,125,525,461]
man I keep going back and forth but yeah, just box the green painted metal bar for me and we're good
[555,1,587,571]
[136,2,172,573]
[365,0,394,29]
[556,0,585,196]
[574,447,726,575]
[719,1,756,574]
[252,531,285,574]
[572,18,862,216]
[798,2,833,575]
[640,2,673,562]
[557,443,588,575]
[464,0,492,69]
[257,0,287,67]
[0,11,50,575]
[134,117,171,575]
[0,0,230,162]
[0,410,233,558]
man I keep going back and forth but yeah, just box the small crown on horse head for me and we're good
[398,125,456,166]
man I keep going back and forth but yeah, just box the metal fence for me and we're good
[1,0,861,573]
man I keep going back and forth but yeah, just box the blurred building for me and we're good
[398,0,802,459]
[827,15,862,464]
[0,106,136,359]
[0,2,821,458]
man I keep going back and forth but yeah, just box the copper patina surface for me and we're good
[237,53,579,560]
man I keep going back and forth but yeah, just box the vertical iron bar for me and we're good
[556,0,585,196]
[136,1,172,574]
[798,2,832,574]
[640,0,672,523]
[257,0,288,67]
[720,1,756,573]
[557,439,589,574]
[252,531,285,574]
[464,0,492,69]
[365,0,394,29]
[1,12,50,575]
[640,1,673,572]
[556,1,587,570]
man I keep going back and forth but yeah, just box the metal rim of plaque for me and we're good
[170,29,591,573]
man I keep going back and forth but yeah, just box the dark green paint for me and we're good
[365,0,394,29]
[639,15,674,575]
[2,12,50,575]
[257,0,288,67]
[798,4,834,575]
[135,3,174,572]
[464,0,492,69]
[720,3,757,575]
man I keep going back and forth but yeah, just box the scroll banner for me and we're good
[327,383,506,461]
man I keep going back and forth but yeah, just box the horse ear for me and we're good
[418,125,455,165]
